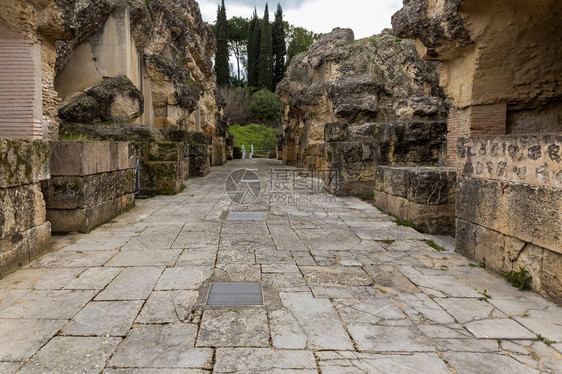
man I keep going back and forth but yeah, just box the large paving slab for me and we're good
[109,324,211,369]
[0,159,561,373]
[196,308,270,347]
[18,336,121,374]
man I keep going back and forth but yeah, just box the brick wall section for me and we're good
[447,103,507,166]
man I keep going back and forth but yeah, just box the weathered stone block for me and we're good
[211,137,226,166]
[324,122,349,142]
[50,141,134,176]
[50,142,96,176]
[0,231,30,278]
[455,219,504,271]
[0,222,50,278]
[0,139,49,188]
[141,162,186,195]
[43,170,135,210]
[541,249,562,302]
[28,222,52,260]
[456,176,561,254]
[48,194,134,233]
[0,184,46,239]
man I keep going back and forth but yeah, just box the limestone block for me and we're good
[141,162,185,195]
[146,142,186,162]
[0,222,50,277]
[0,184,46,239]
[456,176,562,253]
[44,170,135,210]
[455,219,505,272]
[28,222,52,260]
[375,167,407,198]
[324,122,349,142]
[509,243,544,291]
[373,189,455,235]
[541,249,562,302]
[0,231,30,277]
[95,142,111,173]
[49,142,97,176]
[0,139,49,188]
[48,193,134,233]
[109,142,131,170]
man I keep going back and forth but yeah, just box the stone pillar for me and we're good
[0,24,44,139]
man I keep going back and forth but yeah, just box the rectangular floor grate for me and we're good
[226,212,265,221]
[206,282,264,306]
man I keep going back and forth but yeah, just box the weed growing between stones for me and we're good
[469,261,486,268]
[537,334,555,346]
[394,218,415,228]
[504,267,532,291]
[425,240,445,252]
[479,289,492,299]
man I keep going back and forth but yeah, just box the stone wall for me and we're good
[456,135,562,302]
[0,139,50,276]
[43,141,136,233]
[374,166,456,235]
[324,121,447,195]
[393,0,562,301]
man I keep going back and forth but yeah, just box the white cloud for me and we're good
[199,0,403,38]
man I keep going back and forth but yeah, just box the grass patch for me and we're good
[394,218,415,228]
[504,267,532,291]
[229,124,278,153]
[357,192,374,202]
[379,239,395,245]
[425,240,446,252]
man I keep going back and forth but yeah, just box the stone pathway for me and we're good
[0,159,561,373]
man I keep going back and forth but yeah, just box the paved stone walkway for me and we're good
[0,159,561,373]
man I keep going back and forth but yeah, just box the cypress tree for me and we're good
[272,4,287,89]
[247,9,259,87]
[214,0,230,86]
[258,4,273,90]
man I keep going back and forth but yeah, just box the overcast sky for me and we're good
[198,0,404,39]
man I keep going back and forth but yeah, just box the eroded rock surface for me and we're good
[276,28,446,170]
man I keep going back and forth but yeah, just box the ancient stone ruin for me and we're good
[277,3,561,301]
[392,0,562,301]
[0,0,231,275]
[276,28,454,234]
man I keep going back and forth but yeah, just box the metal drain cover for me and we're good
[206,282,264,306]
[226,212,265,221]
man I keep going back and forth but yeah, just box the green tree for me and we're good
[228,16,249,83]
[287,26,321,64]
[214,0,230,86]
[251,88,283,122]
[258,4,273,90]
[272,4,286,89]
[247,9,261,88]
